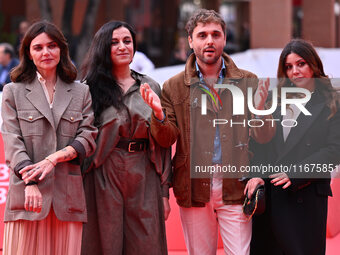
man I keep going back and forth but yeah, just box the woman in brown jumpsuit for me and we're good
[80,21,171,255]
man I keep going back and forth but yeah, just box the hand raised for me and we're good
[254,78,270,110]
[140,83,164,120]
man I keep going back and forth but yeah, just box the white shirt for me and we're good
[282,101,307,141]
[36,72,56,108]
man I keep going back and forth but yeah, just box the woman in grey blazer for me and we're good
[1,21,97,255]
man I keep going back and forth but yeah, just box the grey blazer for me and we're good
[1,77,97,222]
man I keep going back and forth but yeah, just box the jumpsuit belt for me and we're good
[116,138,149,152]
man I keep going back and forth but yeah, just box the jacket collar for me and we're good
[52,78,72,128]
[184,52,244,86]
[130,69,144,83]
[98,70,145,127]
[25,75,72,130]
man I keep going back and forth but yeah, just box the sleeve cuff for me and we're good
[69,140,86,165]
[153,111,166,123]
[14,160,33,179]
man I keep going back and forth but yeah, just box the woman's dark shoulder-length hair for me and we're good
[81,20,136,122]
[277,38,339,118]
[11,20,77,84]
[277,38,326,79]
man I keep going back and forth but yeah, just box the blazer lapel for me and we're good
[276,91,325,163]
[26,79,55,130]
[52,79,72,127]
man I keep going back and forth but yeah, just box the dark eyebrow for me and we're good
[285,58,304,65]
[196,30,222,35]
[296,58,305,62]
[112,36,132,40]
[31,40,56,47]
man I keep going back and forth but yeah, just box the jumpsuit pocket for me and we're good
[66,175,85,213]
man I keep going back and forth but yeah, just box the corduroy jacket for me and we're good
[151,53,275,207]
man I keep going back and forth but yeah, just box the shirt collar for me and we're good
[36,71,58,86]
[36,71,46,85]
[195,58,226,82]
[36,71,57,108]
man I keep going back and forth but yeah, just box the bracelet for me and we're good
[25,181,38,186]
[45,157,56,166]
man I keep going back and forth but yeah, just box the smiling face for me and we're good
[111,26,134,67]
[29,32,60,73]
[188,22,226,67]
[285,52,315,91]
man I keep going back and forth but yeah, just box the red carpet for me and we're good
[166,188,340,254]
[0,136,339,254]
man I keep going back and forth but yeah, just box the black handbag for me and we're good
[243,184,265,219]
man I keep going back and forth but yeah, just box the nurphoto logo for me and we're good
[199,83,312,128]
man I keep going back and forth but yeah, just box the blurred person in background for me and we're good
[130,28,155,74]
[169,35,191,65]
[81,20,171,255]
[0,43,19,90]
[14,20,30,56]
[1,20,97,255]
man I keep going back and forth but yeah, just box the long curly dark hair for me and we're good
[81,20,136,123]
[277,39,339,118]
